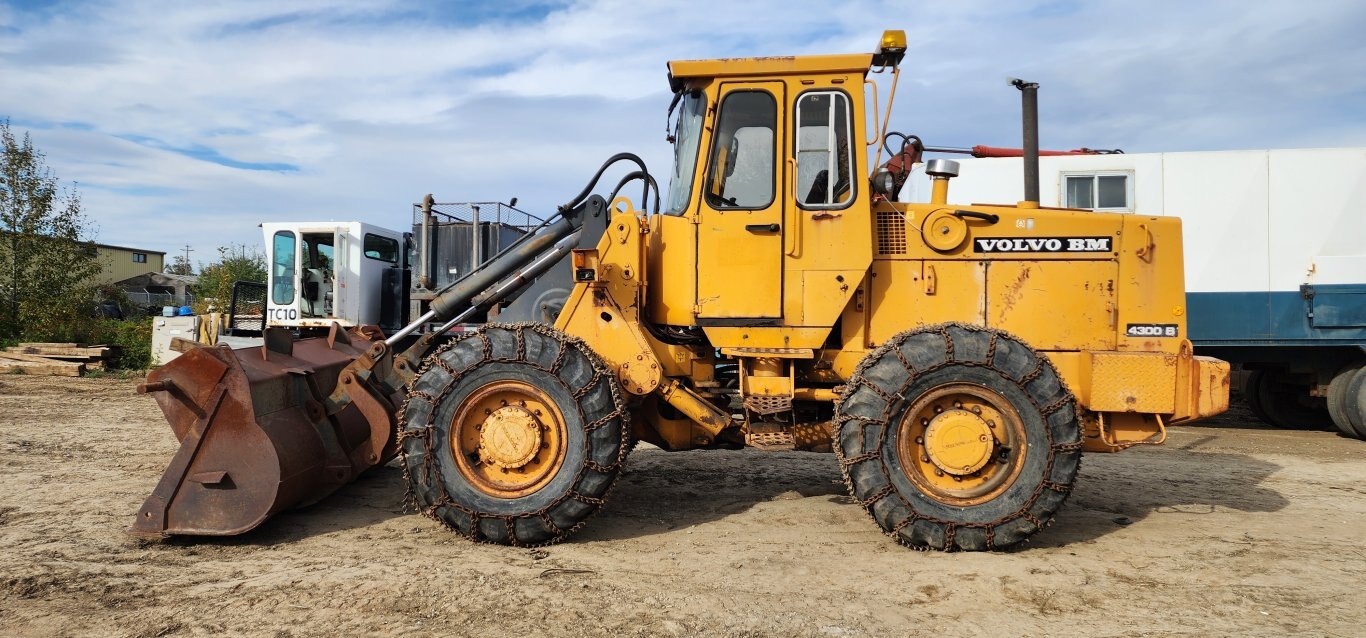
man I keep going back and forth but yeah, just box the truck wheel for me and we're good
[1344,368,1366,440]
[834,323,1082,551]
[1246,369,1331,431]
[1327,365,1363,439]
[1241,370,1275,425]
[398,324,630,546]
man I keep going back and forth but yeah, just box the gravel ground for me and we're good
[2,375,1363,637]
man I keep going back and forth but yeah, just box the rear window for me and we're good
[364,233,399,263]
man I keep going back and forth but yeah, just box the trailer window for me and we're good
[271,231,296,305]
[795,91,854,208]
[364,233,399,263]
[705,90,776,210]
[1064,172,1132,211]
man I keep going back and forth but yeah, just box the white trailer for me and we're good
[906,148,1366,437]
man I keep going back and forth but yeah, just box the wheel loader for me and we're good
[132,31,1230,551]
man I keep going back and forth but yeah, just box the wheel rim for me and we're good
[896,383,1028,506]
[451,380,568,499]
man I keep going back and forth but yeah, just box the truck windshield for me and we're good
[663,91,706,215]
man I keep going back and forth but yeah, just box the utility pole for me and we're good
[181,244,194,274]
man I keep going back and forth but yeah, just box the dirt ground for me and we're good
[1,375,1364,637]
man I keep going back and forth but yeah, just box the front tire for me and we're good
[398,324,630,546]
[834,324,1082,551]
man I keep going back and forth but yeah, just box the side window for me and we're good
[795,91,854,208]
[364,233,400,263]
[1063,172,1132,211]
[271,231,296,305]
[705,91,776,209]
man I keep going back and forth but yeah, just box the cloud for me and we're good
[1,0,1364,259]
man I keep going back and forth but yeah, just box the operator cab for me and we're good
[263,221,407,332]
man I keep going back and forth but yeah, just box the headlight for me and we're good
[871,170,897,198]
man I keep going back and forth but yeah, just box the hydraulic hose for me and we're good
[558,152,652,213]
[607,170,662,214]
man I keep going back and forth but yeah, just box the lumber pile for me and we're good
[0,343,113,377]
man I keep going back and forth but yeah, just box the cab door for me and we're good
[695,82,786,322]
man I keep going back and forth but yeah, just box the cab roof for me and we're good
[667,53,874,91]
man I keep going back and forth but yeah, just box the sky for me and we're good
[2,0,1364,263]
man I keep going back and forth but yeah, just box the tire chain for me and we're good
[395,321,632,547]
[832,321,1084,552]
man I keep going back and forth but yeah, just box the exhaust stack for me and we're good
[1011,78,1040,204]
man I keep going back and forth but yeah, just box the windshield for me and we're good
[663,91,706,215]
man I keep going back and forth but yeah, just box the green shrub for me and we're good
[87,318,153,370]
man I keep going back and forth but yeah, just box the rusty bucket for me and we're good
[130,326,398,537]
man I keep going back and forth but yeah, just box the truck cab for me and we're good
[262,221,407,331]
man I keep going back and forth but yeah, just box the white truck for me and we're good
[907,147,1366,438]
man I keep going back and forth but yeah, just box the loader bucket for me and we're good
[130,326,399,537]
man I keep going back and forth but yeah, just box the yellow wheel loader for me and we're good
[133,31,1229,550]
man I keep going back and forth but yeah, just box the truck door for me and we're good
[695,82,786,322]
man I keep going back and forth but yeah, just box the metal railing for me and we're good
[412,201,548,291]
[412,201,545,233]
[226,280,267,335]
[127,291,195,307]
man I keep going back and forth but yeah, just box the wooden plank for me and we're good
[18,342,80,348]
[6,346,110,358]
[170,337,204,354]
[0,359,84,377]
[0,351,82,366]
[24,354,103,363]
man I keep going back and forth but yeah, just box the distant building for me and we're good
[113,271,197,308]
[95,243,165,284]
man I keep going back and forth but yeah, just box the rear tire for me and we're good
[1327,365,1362,438]
[399,324,630,546]
[834,323,1082,551]
[1246,369,1331,431]
[1344,368,1366,440]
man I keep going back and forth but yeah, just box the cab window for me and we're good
[795,91,854,208]
[704,91,776,209]
[364,233,400,263]
[271,231,296,305]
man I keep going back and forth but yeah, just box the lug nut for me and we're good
[953,475,963,482]
[934,469,944,477]
[921,418,930,426]
[921,455,930,463]
[954,401,962,409]
[972,406,982,415]
[484,408,492,415]
[987,420,996,428]
[934,406,943,414]
[915,436,924,444]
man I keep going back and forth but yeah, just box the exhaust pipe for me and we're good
[1011,78,1040,204]
[418,194,434,290]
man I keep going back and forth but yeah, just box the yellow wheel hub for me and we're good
[477,406,543,470]
[896,383,1028,506]
[451,381,567,499]
[924,409,994,476]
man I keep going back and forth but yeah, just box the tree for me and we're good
[166,253,194,275]
[192,244,266,313]
[0,120,103,340]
